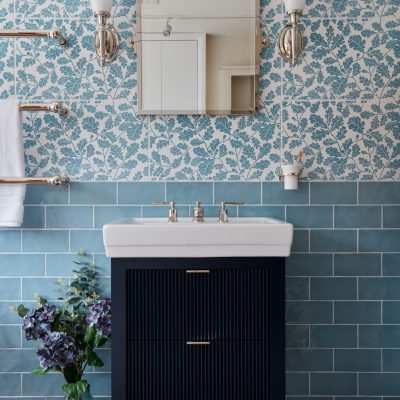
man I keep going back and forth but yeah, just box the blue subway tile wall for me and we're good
[0,0,398,397]
[1,182,400,397]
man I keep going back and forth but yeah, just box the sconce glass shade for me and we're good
[284,0,306,13]
[90,0,112,13]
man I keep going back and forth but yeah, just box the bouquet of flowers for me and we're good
[16,256,111,400]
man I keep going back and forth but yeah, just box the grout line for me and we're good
[356,276,359,300]
[212,180,215,204]
[357,229,359,253]
[116,182,119,205]
[332,206,335,229]
[357,181,359,205]
[357,371,359,396]
[357,324,359,349]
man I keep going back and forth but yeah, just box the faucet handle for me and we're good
[218,201,244,223]
[153,201,176,207]
[152,201,177,223]
[193,201,204,222]
[220,201,244,207]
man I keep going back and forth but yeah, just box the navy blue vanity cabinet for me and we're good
[112,257,285,400]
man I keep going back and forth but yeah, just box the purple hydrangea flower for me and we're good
[37,332,77,370]
[86,299,111,337]
[22,304,57,341]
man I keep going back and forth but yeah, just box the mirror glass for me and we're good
[137,0,260,115]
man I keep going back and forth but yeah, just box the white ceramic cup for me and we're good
[281,164,300,190]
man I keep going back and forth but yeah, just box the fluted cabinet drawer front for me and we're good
[127,268,269,340]
[128,341,269,400]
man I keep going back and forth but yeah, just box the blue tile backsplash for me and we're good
[0,0,399,398]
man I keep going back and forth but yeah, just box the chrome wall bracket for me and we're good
[278,10,304,65]
[48,28,68,46]
[94,11,119,65]
[0,175,70,186]
[0,28,68,46]
[278,171,301,181]
[20,102,68,117]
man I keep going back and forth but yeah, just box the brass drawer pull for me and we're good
[186,341,211,345]
[186,270,210,274]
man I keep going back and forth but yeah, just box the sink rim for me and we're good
[105,217,291,226]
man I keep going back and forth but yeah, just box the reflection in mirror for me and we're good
[137,0,260,115]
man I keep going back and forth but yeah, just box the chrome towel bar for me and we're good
[0,176,70,187]
[0,28,67,46]
[20,102,68,117]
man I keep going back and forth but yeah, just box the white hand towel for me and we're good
[0,99,26,227]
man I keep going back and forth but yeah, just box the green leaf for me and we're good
[38,297,47,305]
[63,365,81,384]
[32,366,49,375]
[17,304,29,318]
[84,326,97,346]
[96,336,108,347]
[62,380,89,399]
[83,387,94,400]
[68,297,82,304]
[87,350,104,367]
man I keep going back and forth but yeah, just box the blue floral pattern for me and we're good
[0,19,15,99]
[15,0,135,19]
[282,100,400,180]
[0,0,397,181]
[304,0,399,18]
[23,101,148,180]
[283,18,400,100]
[15,18,136,102]
[149,105,281,180]
[0,1,14,19]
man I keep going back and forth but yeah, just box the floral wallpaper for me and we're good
[0,0,398,181]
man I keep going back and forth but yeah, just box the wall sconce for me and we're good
[90,0,119,66]
[278,0,306,65]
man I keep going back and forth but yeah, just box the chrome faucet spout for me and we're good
[218,201,244,223]
[152,201,178,223]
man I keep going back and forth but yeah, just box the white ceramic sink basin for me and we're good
[103,217,293,258]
